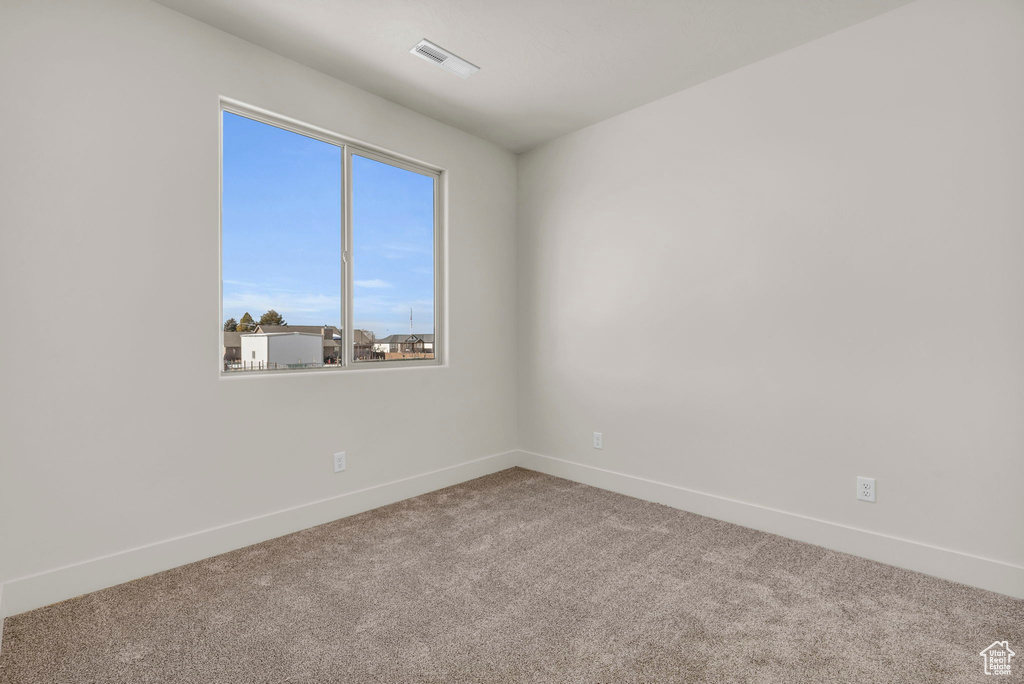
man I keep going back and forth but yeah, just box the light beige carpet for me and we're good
[1,467,1021,683]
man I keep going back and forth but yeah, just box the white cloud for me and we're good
[354,320,435,337]
[224,293,336,314]
[223,290,339,317]
[389,300,434,316]
[354,279,392,289]
[223,278,264,288]
[351,295,434,336]
[352,294,394,314]
[376,241,432,260]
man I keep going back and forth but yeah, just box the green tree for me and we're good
[223,318,238,332]
[237,312,257,332]
[258,309,286,326]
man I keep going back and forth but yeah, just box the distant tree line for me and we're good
[223,310,286,332]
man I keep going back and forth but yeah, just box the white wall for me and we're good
[517,0,1024,594]
[0,0,517,614]
[267,334,322,368]
[240,335,269,368]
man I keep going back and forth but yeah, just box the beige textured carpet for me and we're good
[2,467,1021,683]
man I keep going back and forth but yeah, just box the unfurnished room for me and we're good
[0,0,1022,682]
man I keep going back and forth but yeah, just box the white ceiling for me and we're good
[154,0,916,152]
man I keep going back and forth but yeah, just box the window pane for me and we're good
[221,111,342,372]
[352,154,435,362]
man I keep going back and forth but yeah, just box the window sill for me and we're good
[218,358,446,379]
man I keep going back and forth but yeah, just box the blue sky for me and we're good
[352,154,435,337]
[222,112,434,337]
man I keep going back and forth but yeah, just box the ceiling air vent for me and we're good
[410,39,480,79]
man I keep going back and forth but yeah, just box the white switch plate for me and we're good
[334,452,347,473]
[593,432,603,449]
[856,476,875,503]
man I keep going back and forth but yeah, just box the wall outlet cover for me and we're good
[857,476,876,503]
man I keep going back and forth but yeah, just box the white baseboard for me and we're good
[516,450,1024,600]
[4,447,1019,622]
[0,450,519,618]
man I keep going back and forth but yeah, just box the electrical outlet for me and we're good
[856,476,875,503]
[334,452,347,473]
[593,432,603,449]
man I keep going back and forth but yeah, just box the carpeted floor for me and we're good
[1,467,1021,683]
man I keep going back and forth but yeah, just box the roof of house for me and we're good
[253,324,343,347]
[256,324,336,335]
[234,325,372,348]
[375,334,435,344]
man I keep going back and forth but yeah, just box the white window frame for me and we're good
[219,98,445,377]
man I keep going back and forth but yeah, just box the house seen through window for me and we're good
[221,106,440,373]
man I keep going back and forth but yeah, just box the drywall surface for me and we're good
[517,0,1024,577]
[0,0,516,609]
